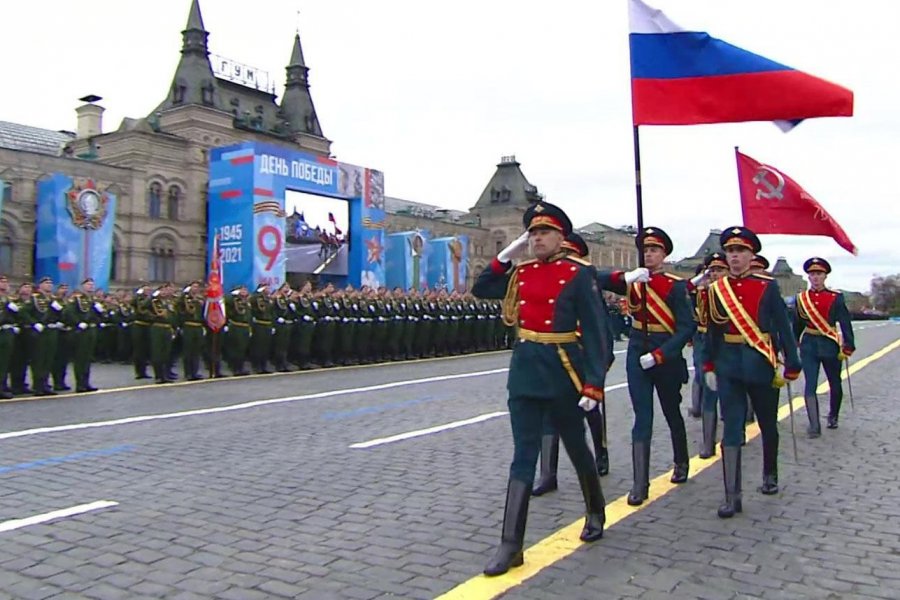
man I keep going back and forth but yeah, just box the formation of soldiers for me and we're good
[472,200,856,576]
[0,275,512,394]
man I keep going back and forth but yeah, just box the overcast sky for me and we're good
[2,0,897,292]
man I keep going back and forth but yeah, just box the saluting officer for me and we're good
[795,257,855,433]
[132,285,152,379]
[701,227,801,518]
[604,228,696,506]
[149,285,177,384]
[250,284,274,374]
[532,232,614,496]
[473,202,609,576]
[178,281,206,381]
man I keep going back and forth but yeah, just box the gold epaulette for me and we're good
[516,258,538,268]
[662,272,684,281]
[565,256,592,267]
[752,273,774,281]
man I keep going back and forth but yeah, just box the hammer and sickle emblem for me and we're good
[753,166,785,201]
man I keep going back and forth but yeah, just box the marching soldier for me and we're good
[24,277,65,396]
[178,281,205,380]
[795,257,855,433]
[116,291,134,363]
[271,283,295,372]
[149,284,177,383]
[250,284,274,374]
[694,253,728,459]
[9,283,33,395]
[532,232,615,496]
[0,275,19,399]
[63,278,103,392]
[688,264,706,419]
[473,201,609,576]
[750,254,770,273]
[52,283,73,389]
[701,227,801,518]
[225,285,252,376]
[132,285,152,379]
[604,228,696,506]
[292,283,318,369]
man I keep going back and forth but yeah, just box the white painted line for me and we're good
[0,368,511,441]
[0,501,118,533]
[350,411,510,449]
[351,381,632,449]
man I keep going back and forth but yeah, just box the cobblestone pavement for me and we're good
[0,321,897,599]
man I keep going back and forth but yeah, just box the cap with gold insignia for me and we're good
[561,232,589,257]
[636,226,673,255]
[719,226,761,253]
[803,257,831,274]
[38,276,52,284]
[750,254,769,270]
[522,201,573,235]
[704,251,728,270]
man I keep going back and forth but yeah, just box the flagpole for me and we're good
[632,125,649,347]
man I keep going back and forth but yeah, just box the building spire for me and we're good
[280,27,323,138]
[181,0,209,56]
[289,33,307,69]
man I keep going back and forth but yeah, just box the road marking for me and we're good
[0,369,510,442]
[0,501,118,533]
[436,336,900,600]
[0,445,134,474]
[0,350,514,405]
[350,412,510,449]
[350,382,631,449]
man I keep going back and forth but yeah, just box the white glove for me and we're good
[77,322,88,331]
[271,328,276,334]
[93,302,104,312]
[289,303,296,311]
[99,323,107,328]
[50,300,63,311]
[639,353,656,370]
[689,269,709,287]
[12,326,20,334]
[624,268,650,285]
[276,317,285,324]
[578,396,598,412]
[704,371,718,392]
[7,302,19,313]
[303,315,312,322]
[497,231,530,263]
[223,325,229,333]
[33,323,45,333]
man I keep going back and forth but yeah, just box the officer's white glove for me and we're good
[497,231,530,263]
[690,269,709,288]
[7,302,19,313]
[289,303,296,311]
[271,328,276,334]
[704,371,718,392]
[578,396,598,412]
[12,326,20,334]
[99,323,107,328]
[50,300,63,311]
[77,322,88,331]
[276,317,285,324]
[223,325,229,333]
[624,268,650,285]
[33,323,45,333]
[93,302,104,313]
[639,353,656,370]
[303,315,312,322]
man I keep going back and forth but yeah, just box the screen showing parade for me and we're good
[284,190,350,276]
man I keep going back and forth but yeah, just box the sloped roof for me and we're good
[472,157,542,209]
[0,121,74,155]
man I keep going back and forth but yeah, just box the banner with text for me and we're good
[209,142,384,290]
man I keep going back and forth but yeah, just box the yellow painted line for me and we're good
[0,349,512,404]
[436,336,900,600]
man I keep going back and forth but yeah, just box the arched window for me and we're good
[0,235,12,274]
[148,235,176,282]
[148,182,162,219]
[167,186,180,220]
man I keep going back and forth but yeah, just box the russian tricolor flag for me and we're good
[629,0,853,130]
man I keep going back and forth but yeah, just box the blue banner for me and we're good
[429,236,469,292]
[35,174,116,290]
[209,142,385,290]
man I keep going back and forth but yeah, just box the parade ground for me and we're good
[0,321,897,599]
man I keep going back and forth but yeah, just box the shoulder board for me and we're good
[751,273,774,281]
[564,256,592,267]
[662,272,684,281]
[516,258,539,267]
[826,288,841,295]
